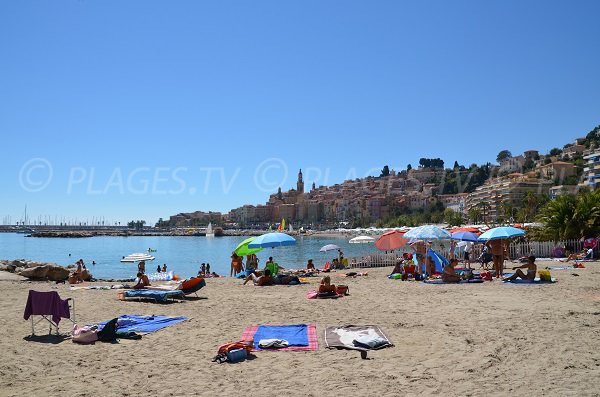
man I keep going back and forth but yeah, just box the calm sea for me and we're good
[0,233,379,279]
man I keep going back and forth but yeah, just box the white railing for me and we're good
[348,239,587,268]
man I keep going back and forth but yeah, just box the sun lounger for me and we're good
[145,277,206,298]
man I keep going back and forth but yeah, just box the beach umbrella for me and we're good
[349,235,375,244]
[477,226,525,241]
[248,232,296,249]
[451,231,480,242]
[375,230,408,251]
[234,237,263,256]
[320,244,340,252]
[403,225,451,241]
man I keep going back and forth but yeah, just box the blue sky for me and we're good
[1,0,599,225]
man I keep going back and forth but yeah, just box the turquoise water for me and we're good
[0,233,378,279]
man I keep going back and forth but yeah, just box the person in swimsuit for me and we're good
[411,240,427,274]
[487,239,504,278]
[318,276,336,295]
[503,255,537,282]
[442,258,461,283]
[138,261,146,274]
[243,268,273,286]
[230,253,244,277]
[133,272,151,289]
[306,259,316,271]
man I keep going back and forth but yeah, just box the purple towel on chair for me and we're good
[23,290,71,324]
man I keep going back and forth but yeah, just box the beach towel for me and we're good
[95,315,188,334]
[147,271,174,282]
[423,279,484,284]
[545,266,583,270]
[324,325,393,352]
[23,290,71,325]
[123,289,184,302]
[241,324,318,351]
[503,277,557,284]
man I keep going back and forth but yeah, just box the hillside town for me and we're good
[161,126,598,229]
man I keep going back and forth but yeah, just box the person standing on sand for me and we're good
[230,253,244,277]
[463,241,473,269]
[487,239,504,278]
[411,240,427,275]
[449,240,457,260]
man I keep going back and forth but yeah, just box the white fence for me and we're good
[348,239,586,268]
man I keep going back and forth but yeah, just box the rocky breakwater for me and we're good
[0,259,87,281]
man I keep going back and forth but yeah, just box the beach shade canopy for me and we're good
[451,231,480,242]
[349,235,375,244]
[375,230,408,251]
[477,226,525,241]
[319,244,341,252]
[403,225,451,241]
[248,232,296,249]
[427,249,449,273]
[234,237,263,256]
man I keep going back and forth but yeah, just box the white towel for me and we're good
[258,339,289,348]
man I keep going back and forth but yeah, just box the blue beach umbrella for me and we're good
[477,226,525,241]
[248,232,297,249]
[451,231,480,242]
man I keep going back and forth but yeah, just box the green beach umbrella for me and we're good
[234,237,263,256]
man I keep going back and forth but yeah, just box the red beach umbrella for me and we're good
[375,230,408,251]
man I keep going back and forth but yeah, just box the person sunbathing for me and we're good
[442,259,461,283]
[503,256,537,282]
[133,272,151,289]
[318,276,337,296]
[243,269,273,286]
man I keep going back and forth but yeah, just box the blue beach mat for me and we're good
[95,315,188,333]
[251,324,309,349]
[424,279,484,284]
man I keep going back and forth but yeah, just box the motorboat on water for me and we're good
[121,253,155,263]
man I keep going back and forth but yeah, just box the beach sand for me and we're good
[1,262,599,397]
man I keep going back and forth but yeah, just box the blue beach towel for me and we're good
[252,324,309,349]
[124,289,184,302]
[95,315,188,333]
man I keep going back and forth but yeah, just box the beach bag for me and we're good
[538,269,552,282]
[213,339,253,363]
[480,271,492,281]
[336,285,349,296]
[71,324,98,344]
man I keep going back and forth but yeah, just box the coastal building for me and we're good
[538,161,577,182]
[580,151,600,190]
[563,144,585,158]
[466,176,552,223]
[437,193,468,215]
[549,185,578,199]
[499,156,525,174]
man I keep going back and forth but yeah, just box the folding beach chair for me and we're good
[180,277,206,298]
[23,290,76,336]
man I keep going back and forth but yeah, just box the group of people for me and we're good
[230,253,262,277]
[197,263,220,277]
[68,259,92,284]
[155,263,168,273]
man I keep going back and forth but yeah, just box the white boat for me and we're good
[205,222,214,237]
[120,253,155,263]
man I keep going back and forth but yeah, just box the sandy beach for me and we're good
[1,262,599,397]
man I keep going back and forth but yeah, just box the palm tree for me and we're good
[537,195,577,240]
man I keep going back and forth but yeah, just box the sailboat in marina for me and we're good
[205,222,215,237]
